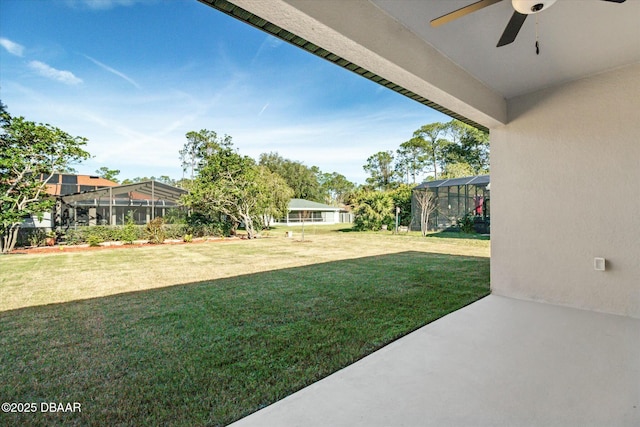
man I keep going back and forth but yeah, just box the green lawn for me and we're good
[0,228,489,426]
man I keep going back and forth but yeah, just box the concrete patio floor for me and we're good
[230,295,639,427]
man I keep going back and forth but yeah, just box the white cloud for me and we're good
[251,35,284,65]
[84,55,141,88]
[258,103,269,116]
[28,61,83,85]
[65,0,143,10]
[0,38,24,57]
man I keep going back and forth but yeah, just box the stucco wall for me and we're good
[491,63,640,318]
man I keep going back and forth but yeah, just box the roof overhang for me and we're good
[288,199,342,211]
[198,0,639,131]
[198,0,505,131]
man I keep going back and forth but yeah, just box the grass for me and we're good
[0,227,489,426]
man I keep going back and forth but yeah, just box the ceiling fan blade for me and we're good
[497,11,527,47]
[431,0,502,27]
[600,0,626,3]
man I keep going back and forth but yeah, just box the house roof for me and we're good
[59,181,188,204]
[414,174,490,190]
[44,174,118,196]
[76,175,118,187]
[289,199,341,211]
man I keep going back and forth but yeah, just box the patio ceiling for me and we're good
[198,0,640,129]
[371,0,640,99]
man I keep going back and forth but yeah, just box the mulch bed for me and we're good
[10,237,239,255]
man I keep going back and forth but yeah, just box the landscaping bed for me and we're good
[9,236,233,255]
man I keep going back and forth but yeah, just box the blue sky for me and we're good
[0,0,447,184]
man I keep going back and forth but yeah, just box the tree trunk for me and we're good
[1,224,20,254]
[421,210,430,237]
[417,190,436,237]
[242,214,256,239]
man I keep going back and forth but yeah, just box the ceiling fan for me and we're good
[431,0,627,47]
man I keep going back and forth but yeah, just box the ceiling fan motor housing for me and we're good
[512,0,557,14]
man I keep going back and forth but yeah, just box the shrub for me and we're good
[388,184,413,227]
[185,213,230,238]
[352,190,394,231]
[28,229,47,247]
[62,229,83,245]
[84,226,114,242]
[164,224,189,240]
[87,234,103,247]
[457,214,476,234]
[145,217,165,244]
[61,225,144,246]
[120,212,138,244]
[163,209,188,224]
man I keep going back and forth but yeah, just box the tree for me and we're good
[352,189,394,231]
[363,151,396,190]
[95,167,120,183]
[258,151,286,173]
[179,129,231,180]
[411,122,449,180]
[298,209,312,241]
[174,177,192,190]
[441,162,476,179]
[184,137,288,239]
[318,172,355,206]
[363,119,489,185]
[157,175,177,186]
[121,176,155,184]
[259,152,323,201]
[415,188,438,237]
[443,120,490,175]
[1,107,90,253]
[389,184,413,227]
[256,166,294,229]
[395,137,429,184]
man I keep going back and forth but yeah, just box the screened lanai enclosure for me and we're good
[16,175,187,247]
[57,180,188,227]
[411,175,490,234]
[22,174,187,230]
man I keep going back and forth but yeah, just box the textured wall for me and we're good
[491,63,640,318]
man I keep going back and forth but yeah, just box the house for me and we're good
[26,174,186,229]
[24,173,119,228]
[197,1,640,425]
[275,198,352,225]
[411,174,490,233]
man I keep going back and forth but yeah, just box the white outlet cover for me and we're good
[594,258,606,271]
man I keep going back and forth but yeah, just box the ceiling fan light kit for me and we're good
[511,0,556,15]
[431,0,626,49]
